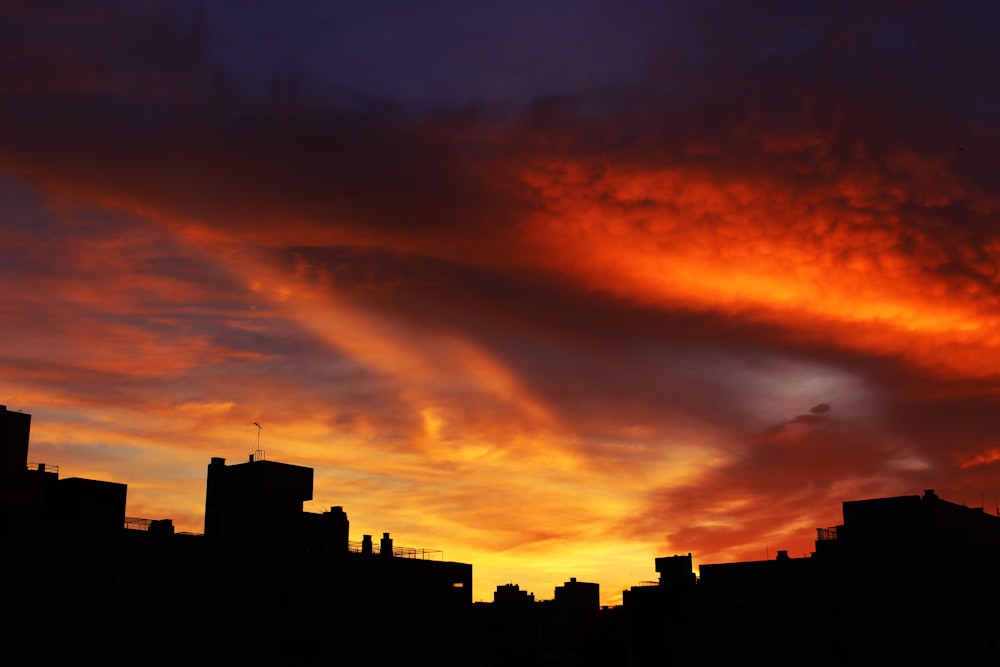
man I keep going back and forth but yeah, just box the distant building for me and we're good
[474,583,540,665]
[1,406,472,666]
[627,489,1000,666]
[494,582,536,605]
[474,576,619,666]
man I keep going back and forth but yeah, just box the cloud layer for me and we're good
[2,0,1000,602]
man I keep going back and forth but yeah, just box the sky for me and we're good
[2,0,1000,604]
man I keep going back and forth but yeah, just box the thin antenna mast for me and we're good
[253,421,265,461]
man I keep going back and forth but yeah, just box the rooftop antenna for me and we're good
[252,421,265,462]
[994,489,999,518]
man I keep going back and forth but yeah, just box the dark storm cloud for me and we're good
[2,0,998,259]
[3,0,998,425]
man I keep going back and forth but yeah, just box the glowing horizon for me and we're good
[3,0,1000,605]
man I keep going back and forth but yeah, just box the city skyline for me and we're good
[2,1,1000,604]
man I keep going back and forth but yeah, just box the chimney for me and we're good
[380,532,393,557]
[362,534,373,555]
[326,506,349,552]
[204,458,227,539]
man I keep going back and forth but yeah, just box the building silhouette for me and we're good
[1,406,472,666]
[5,404,1000,665]
[620,554,697,666]
[474,583,539,665]
[620,489,1000,666]
[474,577,620,666]
[473,490,1000,666]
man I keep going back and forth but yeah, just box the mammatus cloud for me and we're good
[2,0,999,602]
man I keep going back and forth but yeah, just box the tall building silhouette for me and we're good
[621,489,1000,666]
[5,404,999,665]
[1,406,472,666]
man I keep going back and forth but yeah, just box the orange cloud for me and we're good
[4,0,1000,604]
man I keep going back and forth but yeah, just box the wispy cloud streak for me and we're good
[2,0,999,602]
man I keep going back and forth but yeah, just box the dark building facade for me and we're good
[1,406,472,666]
[6,404,999,665]
[627,489,1000,666]
[621,554,697,666]
[474,577,618,667]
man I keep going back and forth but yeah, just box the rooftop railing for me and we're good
[124,518,198,536]
[347,540,444,560]
[124,517,151,531]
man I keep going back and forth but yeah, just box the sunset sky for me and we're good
[3,0,1000,604]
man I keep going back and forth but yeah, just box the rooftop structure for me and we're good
[627,489,1000,666]
[2,407,472,666]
